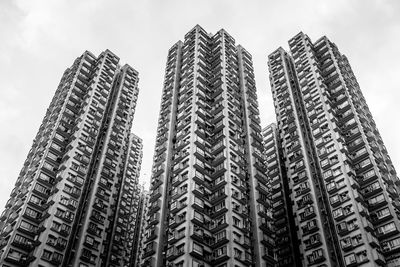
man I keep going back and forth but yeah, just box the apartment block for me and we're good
[262,124,301,266]
[0,50,143,267]
[141,25,275,267]
[268,32,400,266]
[134,189,149,267]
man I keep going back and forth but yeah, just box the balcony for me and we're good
[11,237,36,252]
[301,220,318,236]
[377,224,399,239]
[166,246,184,261]
[300,207,316,222]
[149,186,163,202]
[307,249,325,265]
[304,234,322,250]
[0,238,8,249]
[7,211,19,224]
[143,241,157,258]
[4,250,35,266]
[367,195,387,210]
[147,212,160,226]
[1,224,13,237]
[361,181,382,198]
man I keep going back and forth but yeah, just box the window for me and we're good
[176,244,185,254]
[233,217,241,227]
[51,142,63,151]
[357,250,367,262]
[233,231,241,242]
[193,242,203,255]
[39,172,53,183]
[214,246,227,258]
[51,221,61,231]
[85,235,94,245]
[323,170,332,179]
[344,254,356,265]
[369,194,385,206]
[82,248,92,258]
[330,195,340,205]
[332,167,341,176]
[332,207,343,219]
[234,248,242,259]
[34,183,49,195]
[307,248,324,263]
[327,144,335,153]
[213,215,226,228]
[215,230,226,242]
[320,159,329,167]
[47,152,59,161]
[25,207,39,219]
[374,208,390,220]
[30,195,43,205]
[194,197,204,208]
[60,223,71,234]
[47,234,57,246]
[214,200,225,212]
[194,211,203,222]
[378,222,396,235]
[42,250,52,260]
[383,237,400,252]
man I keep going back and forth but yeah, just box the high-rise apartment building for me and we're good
[262,124,300,266]
[268,32,400,266]
[134,189,149,267]
[0,50,143,267]
[107,134,143,267]
[141,25,275,267]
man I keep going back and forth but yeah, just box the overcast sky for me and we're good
[0,0,399,209]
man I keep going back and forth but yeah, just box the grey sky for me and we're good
[0,0,399,209]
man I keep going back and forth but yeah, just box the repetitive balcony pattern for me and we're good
[262,124,301,266]
[267,32,400,267]
[0,50,144,267]
[141,25,275,267]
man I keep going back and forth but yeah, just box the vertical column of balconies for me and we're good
[136,191,149,266]
[103,134,142,267]
[0,51,98,266]
[178,26,214,267]
[143,25,273,267]
[286,33,385,266]
[0,50,141,267]
[165,25,214,267]
[237,45,273,267]
[341,58,400,253]
[312,36,400,265]
[34,50,119,267]
[201,30,232,267]
[101,66,140,267]
[67,63,139,267]
[340,55,399,185]
[209,30,231,267]
[262,124,300,266]
[141,41,183,267]
[268,47,336,266]
[0,62,67,263]
[125,136,144,267]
